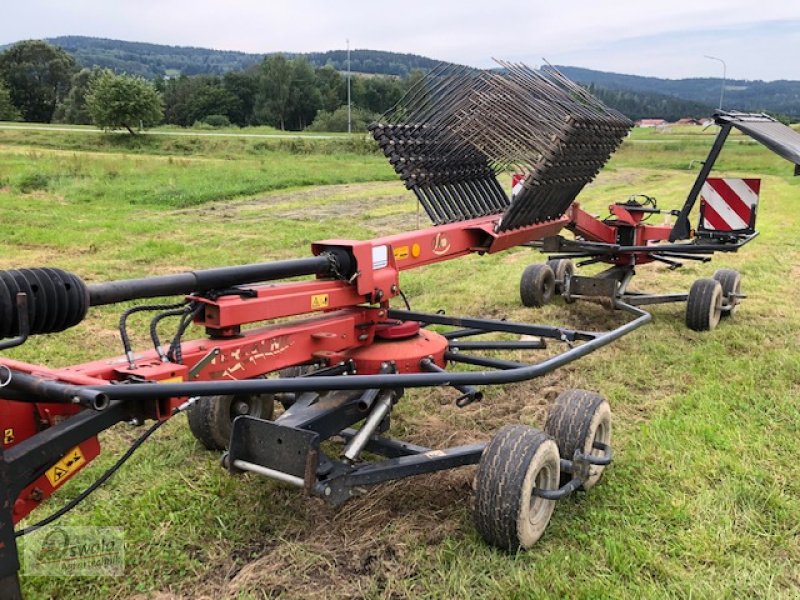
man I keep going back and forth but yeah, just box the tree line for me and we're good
[7,39,781,132]
[0,40,421,132]
[586,84,714,122]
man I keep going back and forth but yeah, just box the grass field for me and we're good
[2,124,799,599]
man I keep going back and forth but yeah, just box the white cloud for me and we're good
[2,1,800,79]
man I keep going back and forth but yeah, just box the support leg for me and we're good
[0,448,22,600]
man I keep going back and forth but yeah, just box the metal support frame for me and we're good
[0,447,21,598]
[563,263,744,310]
[214,307,645,510]
[0,402,135,599]
[670,123,732,241]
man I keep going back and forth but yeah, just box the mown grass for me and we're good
[0,120,350,136]
[3,126,800,599]
[0,143,392,212]
[0,126,376,158]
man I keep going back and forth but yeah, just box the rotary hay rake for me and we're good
[1,62,798,599]
[375,62,800,330]
[517,110,800,329]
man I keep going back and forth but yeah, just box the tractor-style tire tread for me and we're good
[544,389,611,490]
[188,392,275,451]
[546,259,574,295]
[713,268,742,317]
[520,264,556,308]
[473,425,559,551]
[686,278,723,331]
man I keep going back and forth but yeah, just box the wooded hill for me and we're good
[39,36,440,79]
[556,66,800,119]
[2,36,798,120]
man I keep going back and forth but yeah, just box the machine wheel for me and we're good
[187,387,275,451]
[546,259,574,296]
[713,269,742,317]
[473,425,560,551]
[686,278,723,331]
[544,389,611,490]
[520,264,555,308]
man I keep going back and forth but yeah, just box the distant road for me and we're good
[0,123,349,140]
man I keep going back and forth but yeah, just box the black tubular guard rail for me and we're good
[2,302,651,403]
[546,232,759,257]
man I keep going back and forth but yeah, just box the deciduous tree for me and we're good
[0,40,76,122]
[54,67,103,124]
[162,75,239,126]
[0,81,21,121]
[255,55,293,129]
[223,70,259,126]
[86,71,163,134]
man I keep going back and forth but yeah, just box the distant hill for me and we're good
[2,36,797,119]
[303,50,440,76]
[42,36,264,77]
[37,36,441,79]
[588,86,714,121]
[556,66,800,118]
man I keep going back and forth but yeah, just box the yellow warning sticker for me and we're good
[45,446,86,488]
[3,428,14,446]
[311,294,330,310]
[159,376,184,384]
[393,246,410,261]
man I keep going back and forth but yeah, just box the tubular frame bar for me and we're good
[19,303,650,401]
[547,231,758,258]
[670,123,732,241]
[622,293,689,306]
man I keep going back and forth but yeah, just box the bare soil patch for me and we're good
[170,181,426,237]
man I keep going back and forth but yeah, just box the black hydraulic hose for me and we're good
[166,303,204,364]
[150,307,191,358]
[15,400,194,537]
[87,256,334,306]
[119,301,188,367]
[81,303,652,400]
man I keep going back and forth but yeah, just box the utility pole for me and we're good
[704,55,727,110]
[347,38,352,134]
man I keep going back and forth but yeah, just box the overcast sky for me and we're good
[2,1,799,81]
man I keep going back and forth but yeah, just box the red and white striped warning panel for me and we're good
[511,173,525,197]
[699,178,760,232]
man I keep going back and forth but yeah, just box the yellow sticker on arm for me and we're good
[311,294,330,310]
[45,446,86,488]
[393,246,409,260]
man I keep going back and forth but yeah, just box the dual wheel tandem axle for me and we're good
[520,257,744,332]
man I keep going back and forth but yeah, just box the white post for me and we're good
[347,39,352,134]
[704,55,727,110]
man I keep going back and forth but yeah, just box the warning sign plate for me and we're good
[45,446,86,488]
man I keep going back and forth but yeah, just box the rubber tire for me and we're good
[686,278,723,331]
[546,259,574,296]
[544,389,611,490]
[473,425,560,551]
[187,390,275,450]
[713,269,741,317]
[520,264,556,308]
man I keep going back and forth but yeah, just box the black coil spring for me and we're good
[0,268,89,338]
